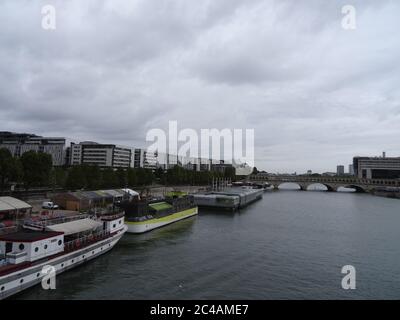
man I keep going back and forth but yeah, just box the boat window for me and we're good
[19,243,25,250]
[35,247,39,252]
[5,242,12,253]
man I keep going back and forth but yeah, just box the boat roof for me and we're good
[0,197,32,211]
[45,218,102,236]
[0,230,63,242]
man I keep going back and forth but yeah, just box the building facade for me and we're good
[132,149,158,170]
[0,132,66,166]
[349,164,354,176]
[353,154,400,179]
[336,165,345,176]
[69,142,132,168]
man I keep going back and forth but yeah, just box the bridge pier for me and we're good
[299,183,308,191]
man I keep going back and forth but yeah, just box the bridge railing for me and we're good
[249,175,400,186]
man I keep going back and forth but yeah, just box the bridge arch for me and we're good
[274,182,302,190]
[306,183,336,192]
[341,185,366,193]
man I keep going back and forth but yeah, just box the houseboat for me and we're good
[120,192,198,234]
[0,210,127,299]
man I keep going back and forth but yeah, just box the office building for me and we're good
[353,153,400,179]
[132,149,158,170]
[0,131,66,166]
[69,142,132,168]
[336,165,345,176]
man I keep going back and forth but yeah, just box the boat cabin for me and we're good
[0,231,64,264]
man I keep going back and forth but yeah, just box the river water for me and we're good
[17,190,400,299]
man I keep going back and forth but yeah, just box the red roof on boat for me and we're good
[0,230,63,242]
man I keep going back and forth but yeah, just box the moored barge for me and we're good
[0,211,127,299]
[192,187,263,210]
[120,192,198,234]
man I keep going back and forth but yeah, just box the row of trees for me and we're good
[0,149,53,191]
[62,165,155,190]
[0,148,237,192]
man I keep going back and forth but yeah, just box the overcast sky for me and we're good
[1,0,399,173]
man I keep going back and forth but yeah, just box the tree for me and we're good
[101,168,118,189]
[49,167,67,190]
[84,165,102,189]
[0,148,22,191]
[127,168,137,186]
[116,168,127,188]
[20,151,53,189]
[65,166,86,190]
[224,166,236,180]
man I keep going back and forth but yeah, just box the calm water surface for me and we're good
[17,191,400,299]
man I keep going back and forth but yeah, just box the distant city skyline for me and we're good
[1,0,399,173]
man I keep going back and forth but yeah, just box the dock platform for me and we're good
[192,187,263,210]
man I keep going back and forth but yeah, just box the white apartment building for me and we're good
[69,142,132,168]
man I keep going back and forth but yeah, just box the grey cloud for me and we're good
[0,0,399,173]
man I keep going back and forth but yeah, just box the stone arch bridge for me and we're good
[249,174,400,193]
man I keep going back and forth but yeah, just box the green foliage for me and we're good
[20,151,53,189]
[50,167,67,190]
[0,148,22,190]
[84,165,102,189]
[101,168,119,189]
[65,166,86,190]
[0,148,239,192]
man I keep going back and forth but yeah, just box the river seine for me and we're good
[17,190,400,299]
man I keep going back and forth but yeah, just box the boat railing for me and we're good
[63,229,111,253]
[0,226,18,236]
[99,211,125,220]
[25,214,90,229]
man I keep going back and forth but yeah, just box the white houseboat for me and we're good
[0,210,127,299]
